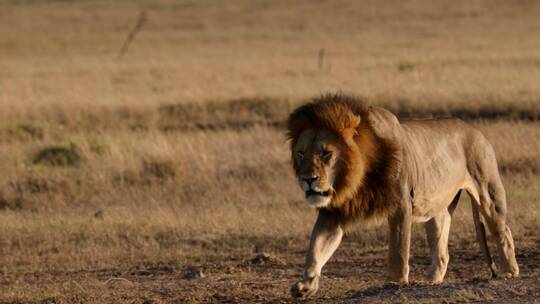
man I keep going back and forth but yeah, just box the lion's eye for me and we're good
[320,150,332,159]
[296,151,304,160]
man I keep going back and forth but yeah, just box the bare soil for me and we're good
[3,237,539,304]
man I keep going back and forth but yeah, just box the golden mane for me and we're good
[287,94,400,225]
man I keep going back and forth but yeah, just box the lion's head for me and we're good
[290,127,343,208]
[287,95,378,211]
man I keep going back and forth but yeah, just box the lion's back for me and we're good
[400,117,491,160]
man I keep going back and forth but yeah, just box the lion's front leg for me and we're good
[387,204,412,285]
[291,210,343,298]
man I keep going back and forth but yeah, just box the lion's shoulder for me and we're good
[363,106,402,143]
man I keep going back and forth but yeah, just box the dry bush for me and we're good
[158,97,294,131]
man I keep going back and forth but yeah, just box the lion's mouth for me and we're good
[305,189,330,197]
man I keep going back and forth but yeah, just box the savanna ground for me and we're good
[1,0,540,303]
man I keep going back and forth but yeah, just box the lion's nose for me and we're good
[303,176,319,185]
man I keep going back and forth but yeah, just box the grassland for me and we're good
[0,0,539,303]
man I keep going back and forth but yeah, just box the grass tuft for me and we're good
[17,123,44,139]
[0,193,23,210]
[397,61,415,72]
[142,158,178,180]
[32,144,80,167]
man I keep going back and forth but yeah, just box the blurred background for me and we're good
[0,1,539,303]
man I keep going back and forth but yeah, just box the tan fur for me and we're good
[288,94,519,298]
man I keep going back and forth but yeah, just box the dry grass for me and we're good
[2,0,540,117]
[0,0,539,303]
[0,122,538,274]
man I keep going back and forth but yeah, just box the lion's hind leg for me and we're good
[465,136,519,278]
[475,180,519,278]
[424,191,460,284]
[465,132,519,278]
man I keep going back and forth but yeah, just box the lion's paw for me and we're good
[499,271,519,279]
[290,276,319,298]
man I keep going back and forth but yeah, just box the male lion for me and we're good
[288,94,519,298]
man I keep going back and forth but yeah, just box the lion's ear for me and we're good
[345,113,361,130]
[342,113,361,136]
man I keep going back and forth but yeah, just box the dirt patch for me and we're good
[1,240,538,303]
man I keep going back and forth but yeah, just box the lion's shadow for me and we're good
[350,279,493,301]
[350,283,404,298]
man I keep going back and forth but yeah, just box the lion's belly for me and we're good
[403,124,470,222]
[412,190,460,222]
[411,169,466,223]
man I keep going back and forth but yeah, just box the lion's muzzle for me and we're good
[305,189,330,198]
[300,176,332,207]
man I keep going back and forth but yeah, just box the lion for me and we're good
[287,94,519,298]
